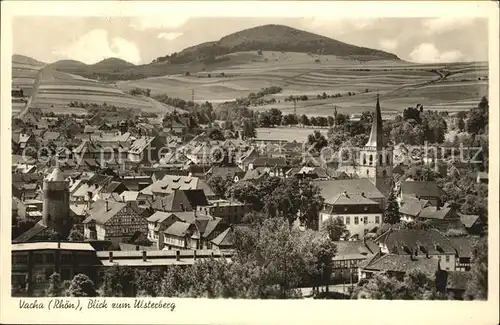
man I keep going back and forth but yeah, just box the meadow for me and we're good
[12,62,180,117]
[116,52,488,116]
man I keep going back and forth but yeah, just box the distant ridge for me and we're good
[153,24,400,64]
[12,54,45,66]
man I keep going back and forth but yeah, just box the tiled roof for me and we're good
[448,237,474,258]
[202,217,222,238]
[399,197,429,217]
[85,200,128,224]
[314,179,386,204]
[211,227,234,246]
[329,192,379,206]
[141,175,215,197]
[164,221,191,236]
[418,206,453,220]
[206,166,245,178]
[400,181,444,198]
[375,228,456,255]
[332,240,377,260]
[362,254,440,276]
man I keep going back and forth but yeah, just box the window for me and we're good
[445,255,450,262]
[375,216,380,224]
[386,154,390,163]
[363,217,368,224]
[363,155,367,165]
[346,217,350,225]
[379,154,382,165]
[354,217,359,225]
[33,254,43,264]
[366,170,369,177]
[369,155,373,165]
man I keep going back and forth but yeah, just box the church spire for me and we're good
[365,93,383,149]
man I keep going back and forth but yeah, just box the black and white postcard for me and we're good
[1,1,498,325]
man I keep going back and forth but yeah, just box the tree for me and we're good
[259,112,272,127]
[457,117,465,132]
[300,114,310,126]
[322,217,349,241]
[207,128,225,141]
[241,117,256,139]
[208,175,232,199]
[268,108,283,126]
[307,131,328,153]
[99,265,134,297]
[383,191,400,224]
[46,272,64,297]
[68,274,97,297]
[68,228,84,241]
[466,97,488,135]
[464,238,488,300]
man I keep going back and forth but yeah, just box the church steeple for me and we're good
[365,93,383,150]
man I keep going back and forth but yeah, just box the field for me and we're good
[13,62,184,117]
[255,126,329,143]
[116,52,488,116]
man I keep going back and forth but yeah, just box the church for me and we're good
[314,95,393,239]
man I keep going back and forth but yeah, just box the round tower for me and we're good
[42,167,72,239]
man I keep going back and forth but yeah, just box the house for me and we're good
[315,179,386,236]
[241,167,270,183]
[12,133,37,153]
[82,200,148,245]
[151,189,209,212]
[319,191,383,239]
[458,213,483,235]
[205,166,245,183]
[374,228,458,271]
[196,199,253,225]
[331,240,379,283]
[146,211,182,249]
[127,136,165,163]
[398,181,444,207]
[210,225,244,250]
[140,175,216,200]
[358,253,441,281]
[448,236,474,272]
[11,242,99,295]
[399,197,430,222]
[476,171,488,184]
[248,157,288,177]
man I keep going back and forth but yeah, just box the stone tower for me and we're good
[42,167,72,239]
[358,94,393,196]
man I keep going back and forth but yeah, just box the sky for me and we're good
[12,16,488,65]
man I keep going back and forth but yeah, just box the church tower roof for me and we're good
[365,94,384,149]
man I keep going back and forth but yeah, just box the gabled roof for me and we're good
[84,200,128,224]
[448,236,474,258]
[211,226,234,246]
[375,228,456,255]
[202,217,223,238]
[147,211,178,223]
[362,254,440,276]
[206,166,245,179]
[141,175,215,197]
[399,197,429,217]
[400,181,444,199]
[332,240,377,260]
[164,221,191,237]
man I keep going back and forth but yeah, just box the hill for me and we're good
[12,54,45,66]
[47,24,400,81]
[91,58,135,69]
[154,24,400,64]
[14,65,185,117]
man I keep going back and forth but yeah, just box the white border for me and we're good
[1,2,499,325]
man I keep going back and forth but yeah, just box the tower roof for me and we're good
[45,167,65,182]
[365,94,384,149]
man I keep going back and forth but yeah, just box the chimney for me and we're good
[105,200,109,212]
[436,205,440,211]
[175,250,180,261]
[361,192,365,197]
[193,250,197,260]
[142,250,147,261]
[109,251,113,263]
